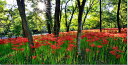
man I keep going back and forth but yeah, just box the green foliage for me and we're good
[0,0,126,36]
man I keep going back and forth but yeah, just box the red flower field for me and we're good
[0,28,127,64]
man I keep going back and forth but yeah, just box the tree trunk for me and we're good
[82,0,95,30]
[65,1,69,32]
[16,0,34,63]
[46,0,52,34]
[100,0,102,32]
[22,23,27,37]
[82,10,89,30]
[66,5,77,32]
[117,0,121,33]
[54,0,60,37]
[76,0,86,56]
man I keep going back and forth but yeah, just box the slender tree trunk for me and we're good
[64,0,71,32]
[22,23,27,37]
[117,0,121,33]
[16,0,34,63]
[46,0,52,34]
[82,0,95,30]
[60,3,63,23]
[82,10,89,30]
[65,1,68,32]
[66,5,77,32]
[54,0,60,37]
[76,0,86,56]
[100,0,102,32]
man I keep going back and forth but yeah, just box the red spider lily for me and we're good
[12,45,20,47]
[109,51,116,55]
[116,50,124,53]
[94,37,99,41]
[19,48,24,51]
[86,39,95,42]
[116,54,121,59]
[97,45,103,48]
[51,51,56,53]
[87,36,92,39]
[114,39,117,40]
[66,47,72,51]
[68,41,76,44]
[91,39,97,42]
[86,40,91,42]
[65,36,74,41]
[30,43,42,48]
[56,42,64,46]
[11,48,19,51]
[112,46,118,50]
[69,44,76,47]
[42,44,47,46]
[45,41,52,45]
[90,44,95,47]
[30,44,35,48]
[32,56,37,59]
[123,38,127,43]
[50,45,60,49]
[85,48,90,52]
[0,39,4,44]
[81,35,86,39]
[19,43,25,45]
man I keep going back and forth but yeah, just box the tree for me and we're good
[100,0,102,32]
[76,0,86,55]
[54,0,60,37]
[64,0,77,32]
[117,0,121,33]
[45,0,52,34]
[82,0,95,30]
[16,0,34,62]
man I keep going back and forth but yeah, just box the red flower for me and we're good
[66,47,72,51]
[50,45,60,49]
[85,48,90,52]
[123,38,127,43]
[52,51,55,53]
[69,44,76,47]
[90,44,95,47]
[0,39,4,44]
[97,45,102,48]
[32,56,37,59]
[116,54,121,59]
[11,48,18,51]
[30,44,35,48]
[112,46,118,50]
[116,50,124,53]
[19,48,24,51]
[19,43,25,45]
[114,39,117,40]
[12,45,20,47]
[109,51,116,55]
